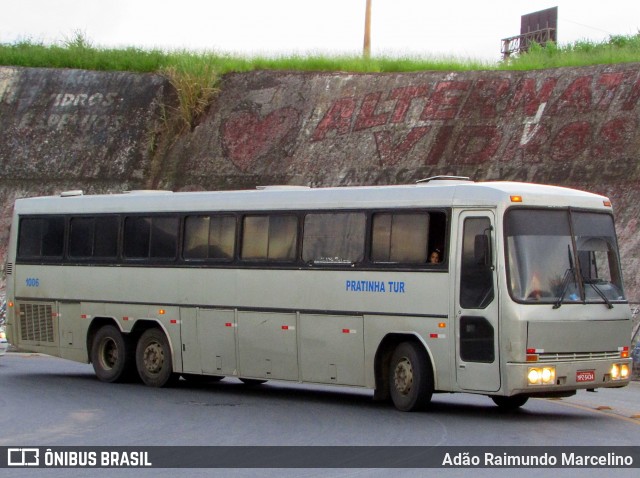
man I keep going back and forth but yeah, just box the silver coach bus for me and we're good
[4,178,632,411]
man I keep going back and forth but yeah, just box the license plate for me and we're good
[576,370,595,382]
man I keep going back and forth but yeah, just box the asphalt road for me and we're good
[0,353,638,478]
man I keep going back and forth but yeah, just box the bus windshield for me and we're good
[506,209,625,305]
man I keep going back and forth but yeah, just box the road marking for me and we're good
[540,397,640,427]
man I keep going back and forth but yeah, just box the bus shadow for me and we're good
[10,370,606,422]
[173,377,597,422]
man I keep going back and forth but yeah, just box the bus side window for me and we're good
[302,213,365,265]
[18,217,64,259]
[69,217,94,257]
[68,216,119,259]
[93,216,119,258]
[124,216,178,260]
[460,217,494,309]
[428,211,447,264]
[371,212,429,264]
[18,218,44,257]
[150,217,179,259]
[241,215,297,261]
[124,217,151,258]
[184,215,236,261]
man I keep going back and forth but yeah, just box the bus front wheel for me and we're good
[136,328,178,387]
[389,342,433,412]
[91,325,133,383]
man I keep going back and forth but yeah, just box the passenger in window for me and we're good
[429,249,441,264]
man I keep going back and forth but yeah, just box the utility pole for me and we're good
[363,0,372,58]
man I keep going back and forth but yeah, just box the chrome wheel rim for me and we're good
[393,357,413,396]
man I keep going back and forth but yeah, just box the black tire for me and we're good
[389,342,433,412]
[136,328,178,387]
[91,324,134,383]
[239,378,268,386]
[491,395,529,410]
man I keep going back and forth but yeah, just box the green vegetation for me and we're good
[0,36,494,75]
[2,32,640,74]
[2,32,639,128]
[506,33,640,70]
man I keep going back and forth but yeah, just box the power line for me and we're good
[561,18,613,35]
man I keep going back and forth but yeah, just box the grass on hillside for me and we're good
[2,32,639,128]
[2,32,640,74]
[505,33,640,70]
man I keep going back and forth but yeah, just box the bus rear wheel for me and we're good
[136,328,177,387]
[91,325,133,383]
[389,342,433,412]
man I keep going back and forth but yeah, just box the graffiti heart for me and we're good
[221,107,300,172]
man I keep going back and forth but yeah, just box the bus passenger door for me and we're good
[454,211,500,392]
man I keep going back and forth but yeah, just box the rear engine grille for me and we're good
[539,351,620,362]
[19,303,55,343]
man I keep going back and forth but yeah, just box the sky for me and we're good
[2,0,639,62]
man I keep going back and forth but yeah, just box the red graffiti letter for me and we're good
[622,76,640,111]
[353,92,390,131]
[595,72,624,110]
[507,77,557,116]
[312,97,356,141]
[593,117,637,158]
[421,81,470,120]
[425,125,454,165]
[459,79,511,118]
[452,126,502,164]
[388,85,430,123]
[374,126,431,167]
[555,76,593,113]
[550,121,591,161]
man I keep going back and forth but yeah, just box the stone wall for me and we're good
[0,66,171,265]
[1,64,639,300]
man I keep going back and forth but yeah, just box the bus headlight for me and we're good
[611,363,629,381]
[528,366,555,385]
[611,364,620,380]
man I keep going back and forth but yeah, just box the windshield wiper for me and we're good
[584,279,614,309]
[553,267,577,309]
[553,245,577,309]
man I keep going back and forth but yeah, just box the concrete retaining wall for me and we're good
[1,64,639,301]
[0,66,171,265]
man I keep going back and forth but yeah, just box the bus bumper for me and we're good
[504,359,632,396]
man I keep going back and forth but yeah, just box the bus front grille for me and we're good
[19,302,55,343]
[538,351,621,362]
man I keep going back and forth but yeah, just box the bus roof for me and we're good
[13,181,611,215]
